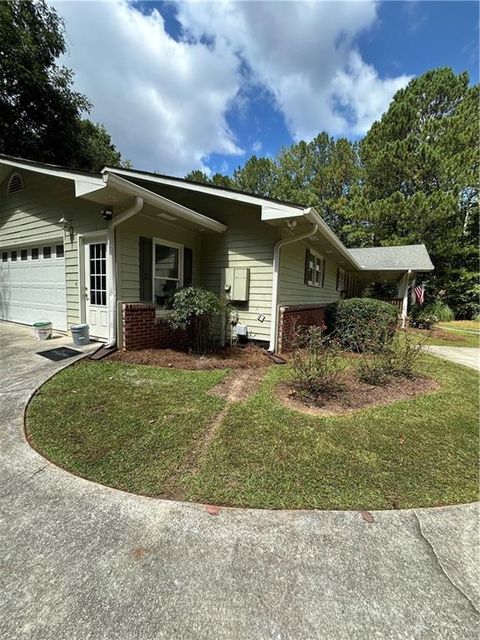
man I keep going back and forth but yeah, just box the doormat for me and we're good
[36,347,82,362]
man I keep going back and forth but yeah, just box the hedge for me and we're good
[325,297,398,352]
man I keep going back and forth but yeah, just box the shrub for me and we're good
[167,287,226,355]
[384,331,427,379]
[423,301,454,322]
[412,313,437,330]
[290,326,345,403]
[356,328,427,385]
[325,297,398,352]
[456,302,480,320]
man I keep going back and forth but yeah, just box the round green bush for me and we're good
[325,297,398,352]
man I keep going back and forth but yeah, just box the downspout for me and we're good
[401,269,412,329]
[105,196,144,348]
[268,223,318,352]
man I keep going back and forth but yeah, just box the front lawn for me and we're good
[26,356,479,510]
[409,326,479,348]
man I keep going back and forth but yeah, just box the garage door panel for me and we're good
[0,247,67,331]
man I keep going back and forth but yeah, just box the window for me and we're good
[10,250,17,262]
[153,239,183,307]
[31,248,39,260]
[2,252,7,262]
[305,249,325,288]
[43,246,51,259]
[336,267,346,292]
[56,244,64,258]
[21,249,28,261]
[7,172,23,195]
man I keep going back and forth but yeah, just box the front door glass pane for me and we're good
[89,243,107,306]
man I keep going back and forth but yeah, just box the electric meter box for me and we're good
[223,267,250,301]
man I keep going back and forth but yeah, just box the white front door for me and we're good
[84,240,109,339]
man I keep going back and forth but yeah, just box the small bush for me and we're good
[384,331,427,379]
[356,327,427,385]
[290,326,345,403]
[423,301,454,322]
[325,297,398,352]
[456,302,480,320]
[412,313,437,330]
[167,287,226,355]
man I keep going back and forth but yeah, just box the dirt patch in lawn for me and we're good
[409,327,469,344]
[208,368,266,402]
[107,345,274,370]
[278,371,439,416]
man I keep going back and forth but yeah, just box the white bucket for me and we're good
[33,320,53,341]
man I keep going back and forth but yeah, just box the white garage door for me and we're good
[0,243,67,331]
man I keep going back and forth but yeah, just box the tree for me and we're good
[349,68,479,314]
[0,0,124,171]
[232,155,277,196]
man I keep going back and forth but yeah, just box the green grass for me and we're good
[26,357,479,510]
[27,361,226,495]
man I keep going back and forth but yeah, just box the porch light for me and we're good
[58,217,73,235]
[101,208,113,221]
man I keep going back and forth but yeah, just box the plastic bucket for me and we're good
[71,323,90,346]
[33,321,52,341]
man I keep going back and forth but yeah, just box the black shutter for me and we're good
[321,258,326,288]
[304,249,311,284]
[336,267,339,291]
[183,247,193,287]
[139,237,152,302]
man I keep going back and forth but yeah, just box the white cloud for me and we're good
[177,0,412,140]
[52,0,243,175]
[251,140,262,153]
[51,0,412,174]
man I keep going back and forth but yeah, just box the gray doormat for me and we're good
[36,347,82,362]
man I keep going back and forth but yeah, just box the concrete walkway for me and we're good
[427,345,480,371]
[0,322,478,640]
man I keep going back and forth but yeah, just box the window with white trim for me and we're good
[336,267,346,291]
[153,239,183,308]
[305,249,325,288]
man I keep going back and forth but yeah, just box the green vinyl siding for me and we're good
[116,213,201,302]
[0,170,106,328]
[200,202,278,342]
[278,241,342,307]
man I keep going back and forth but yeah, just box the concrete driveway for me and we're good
[0,322,478,639]
[427,345,480,371]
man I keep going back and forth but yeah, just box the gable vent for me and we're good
[7,173,23,195]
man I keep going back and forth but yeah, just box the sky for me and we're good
[51,0,479,177]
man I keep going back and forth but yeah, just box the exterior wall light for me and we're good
[102,208,113,221]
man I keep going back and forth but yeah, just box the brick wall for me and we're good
[278,304,326,352]
[122,303,187,351]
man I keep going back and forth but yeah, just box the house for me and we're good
[0,155,434,352]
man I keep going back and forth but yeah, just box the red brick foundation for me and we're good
[122,303,187,351]
[278,304,326,352]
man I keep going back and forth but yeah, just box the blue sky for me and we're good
[54,0,479,176]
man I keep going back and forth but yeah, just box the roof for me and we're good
[103,165,306,210]
[348,244,434,272]
[0,153,102,179]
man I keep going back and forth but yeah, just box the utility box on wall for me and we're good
[223,267,250,301]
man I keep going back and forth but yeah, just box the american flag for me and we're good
[413,283,425,305]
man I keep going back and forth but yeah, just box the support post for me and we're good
[401,270,412,329]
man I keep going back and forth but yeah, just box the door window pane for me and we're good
[43,246,51,259]
[21,249,28,261]
[10,251,17,261]
[89,242,107,306]
[56,244,64,258]
[2,252,7,262]
[31,248,39,260]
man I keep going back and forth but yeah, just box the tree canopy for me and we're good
[186,68,479,317]
[0,0,124,171]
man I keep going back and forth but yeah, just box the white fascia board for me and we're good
[103,166,305,213]
[104,172,227,233]
[261,205,304,221]
[0,157,106,197]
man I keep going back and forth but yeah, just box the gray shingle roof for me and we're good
[348,244,434,271]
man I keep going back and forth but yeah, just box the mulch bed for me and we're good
[107,345,274,370]
[278,370,439,416]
